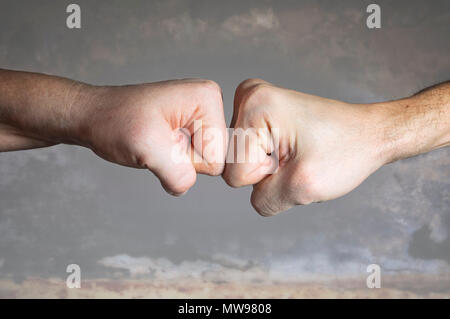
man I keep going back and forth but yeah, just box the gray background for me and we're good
[0,0,449,283]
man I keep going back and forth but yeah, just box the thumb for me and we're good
[146,126,197,196]
[223,126,279,187]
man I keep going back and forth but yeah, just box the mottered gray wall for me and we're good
[0,0,449,282]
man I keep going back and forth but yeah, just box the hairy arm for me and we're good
[0,68,92,151]
[374,81,450,163]
[0,68,226,195]
[223,79,450,216]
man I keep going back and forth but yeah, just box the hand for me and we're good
[77,79,227,195]
[2,70,448,204]
[0,70,227,195]
[223,79,390,216]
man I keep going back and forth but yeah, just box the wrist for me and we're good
[367,97,419,165]
[66,83,107,148]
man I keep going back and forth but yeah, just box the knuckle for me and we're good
[160,171,196,196]
[233,79,272,129]
[222,165,246,188]
[168,183,190,196]
[223,175,244,188]
[204,162,225,176]
[236,78,264,92]
[244,83,271,104]
[197,79,222,97]
[239,83,273,115]
[250,192,280,217]
[294,194,314,206]
[163,182,189,196]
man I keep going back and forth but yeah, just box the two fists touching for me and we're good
[65,77,398,215]
[1,70,449,215]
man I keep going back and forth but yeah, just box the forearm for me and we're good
[0,69,94,151]
[372,81,450,164]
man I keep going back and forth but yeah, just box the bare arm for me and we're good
[223,79,450,216]
[0,69,92,150]
[373,81,450,163]
[0,69,227,195]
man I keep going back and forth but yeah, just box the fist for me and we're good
[223,79,387,216]
[80,79,227,195]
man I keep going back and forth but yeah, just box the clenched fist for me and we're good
[1,70,448,210]
[223,79,450,216]
[78,79,227,195]
[0,70,227,196]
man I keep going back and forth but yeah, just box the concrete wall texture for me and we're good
[0,0,449,295]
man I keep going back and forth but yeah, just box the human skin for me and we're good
[223,79,450,216]
[0,69,227,195]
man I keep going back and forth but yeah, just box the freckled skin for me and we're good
[223,79,450,216]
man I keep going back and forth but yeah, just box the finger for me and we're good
[186,85,228,176]
[146,126,197,196]
[231,78,270,128]
[250,162,298,216]
[190,124,228,176]
[223,124,279,187]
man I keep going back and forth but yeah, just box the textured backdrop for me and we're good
[0,0,449,296]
